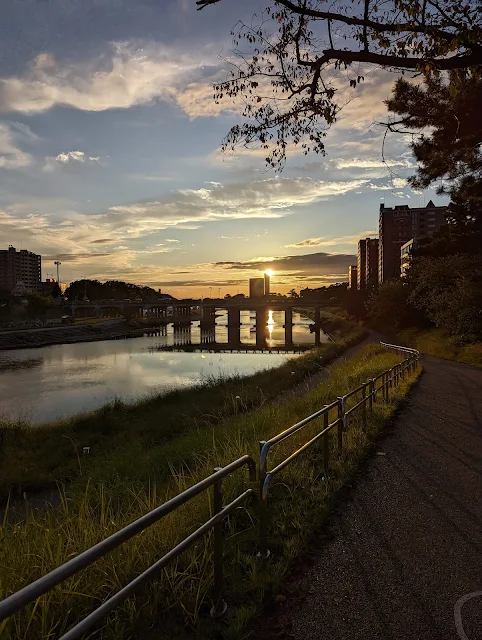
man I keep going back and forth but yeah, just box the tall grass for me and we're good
[399,327,482,368]
[0,345,420,640]
[0,329,364,502]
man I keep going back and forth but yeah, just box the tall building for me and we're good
[378,200,446,282]
[264,272,271,296]
[357,238,379,290]
[249,277,265,298]
[0,246,41,293]
[357,239,367,290]
[348,265,358,290]
[400,238,418,277]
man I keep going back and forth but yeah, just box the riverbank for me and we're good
[0,343,421,640]
[0,319,157,351]
[398,327,482,368]
[0,321,364,502]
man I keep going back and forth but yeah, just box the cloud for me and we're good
[100,176,367,237]
[43,149,101,172]
[0,123,33,169]
[0,42,222,115]
[216,252,355,276]
[284,230,377,248]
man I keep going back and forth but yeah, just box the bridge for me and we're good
[64,298,328,347]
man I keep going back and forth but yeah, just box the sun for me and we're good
[265,270,274,277]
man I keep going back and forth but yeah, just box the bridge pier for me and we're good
[200,305,216,330]
[228,325,241,346]
[284,307,293,345]
[255,307,268,348]
[227,307,241,328]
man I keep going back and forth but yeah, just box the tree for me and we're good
[197,0,482,167]
[408,253,482,341]
[366,280,423,332]
[386,72,482,230]
[25,294,52,319]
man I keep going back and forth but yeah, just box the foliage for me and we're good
[65,280,174,302]
[0,326,365,501]
[386,72,482,229]
[24,294,52,319]
[366,280,424,333]
[197,0,482,168]
[407,253,482,341]
[399,327,482,367]
[0,345,420,640]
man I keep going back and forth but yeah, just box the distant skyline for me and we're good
[0,0,446,298]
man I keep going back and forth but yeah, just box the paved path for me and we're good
[255,356,482,640]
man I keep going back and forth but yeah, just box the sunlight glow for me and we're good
[265,270,274,277]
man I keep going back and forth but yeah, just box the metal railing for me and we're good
[0,456,256,639]
[257,342,419,556]
[0,342,419,637]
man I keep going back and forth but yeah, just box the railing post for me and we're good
[258,441,270,559]
[210,469,227,618]
[336,397,344,455]
[323,409,330,473]
[368,379,374,412]
[362,383,367,429]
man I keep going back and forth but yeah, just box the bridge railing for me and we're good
[0,343,419,637]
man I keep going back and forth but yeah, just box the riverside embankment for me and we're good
[0,342,420,640]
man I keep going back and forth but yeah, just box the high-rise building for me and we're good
[357,239,367,290]
[378,200,446,282]
[348,265,358,289]
[400,238,418,277]
[357,238,379,290]
[249,277,265,298]
[0,246,41,293]
[264,272,271,296]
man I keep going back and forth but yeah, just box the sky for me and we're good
[0,0,446,298]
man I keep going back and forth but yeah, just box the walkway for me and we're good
[255,355,482,640]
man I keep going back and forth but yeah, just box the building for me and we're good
[378,200,446,282]
[400,238,418,277]
[357,238,379,290]
[357,239,367,290]
[0,246,41,294]
[348,265,358,290]
[264,272,271,296]
[249,277,265,298]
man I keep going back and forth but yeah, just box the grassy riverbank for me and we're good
[398,327,482,368]
[0,344,420,640]
[0,320,364,502]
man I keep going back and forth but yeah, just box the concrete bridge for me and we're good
[65,298,327,347]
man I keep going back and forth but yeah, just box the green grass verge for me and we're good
[0,325,364,502]
[398,327,482,368]
[0,344,420,640]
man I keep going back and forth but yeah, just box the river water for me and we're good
[0,310,327,424]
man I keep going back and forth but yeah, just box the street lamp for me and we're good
[54,261,61,285]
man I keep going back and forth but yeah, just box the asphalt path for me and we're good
[254,355,482,640]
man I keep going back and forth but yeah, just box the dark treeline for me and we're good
[65,280,175,302]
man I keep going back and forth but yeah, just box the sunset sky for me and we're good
[0,0,446,298]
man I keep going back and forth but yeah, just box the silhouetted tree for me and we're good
[197,0,482,168]
[386,72,482,230]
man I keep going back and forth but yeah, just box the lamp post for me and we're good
[54,261,61,285]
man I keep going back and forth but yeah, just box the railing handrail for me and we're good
[0,342,420,636]
[0,455,256,626]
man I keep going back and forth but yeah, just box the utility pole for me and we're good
[54,261,61,285]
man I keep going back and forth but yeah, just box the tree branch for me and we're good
[315,48,482,71]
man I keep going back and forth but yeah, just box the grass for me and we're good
[0,322,364,503]
[398,327,482,368]
[0,344,421,640]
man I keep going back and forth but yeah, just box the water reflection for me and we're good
[0,310,326,424]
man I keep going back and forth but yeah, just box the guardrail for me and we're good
[0,343,419,637]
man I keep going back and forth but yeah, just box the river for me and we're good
[0,310,327,424]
